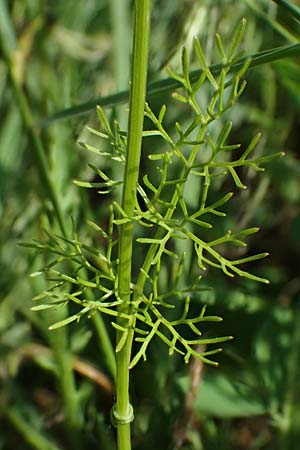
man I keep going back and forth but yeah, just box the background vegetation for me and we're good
[0,1,300,449]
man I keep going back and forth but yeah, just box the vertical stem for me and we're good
[50,328,83,436]
[115,1,151,449]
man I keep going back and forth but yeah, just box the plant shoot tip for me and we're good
[30,271,42,278]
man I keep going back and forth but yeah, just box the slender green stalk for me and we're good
[49,330,83,438]
[93,312,116,379]
[115,1,151,449]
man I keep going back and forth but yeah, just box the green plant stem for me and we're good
[115,1,151,449]
[93,312,116,379]
[49,328,83,438]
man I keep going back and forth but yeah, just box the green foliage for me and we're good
[24,23,282,376]
[1,1,300,450]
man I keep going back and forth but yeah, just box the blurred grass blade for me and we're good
[273,0,300,22]
[274,59,300,108]
[0,0,18,51]
[0,0,67,235]
[42,42,300,124]
[246,0,298,42]
[6,408,61,450]
[109,0,131,128]
[0,0,116,381]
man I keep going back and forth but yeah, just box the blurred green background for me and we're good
[0,1,300,449]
